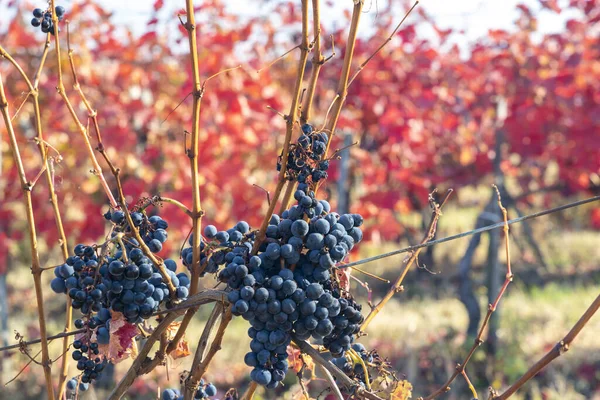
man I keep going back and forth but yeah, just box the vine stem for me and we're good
[252,0,311,255]
[279,180,297,215]
[48,0,118,208]
[361,189,452,331]
[0,73,55,400]
[490,295,600,399]
[159,0,210,371]
[420,186,510,400]
[300,0,324,124]
[240,382,258,400]
[184,306,233,399]
[107,290,228,399]
[1,32,73,397]
[346,1,419,88]
[184,0,206,296]
[322,0,363,156]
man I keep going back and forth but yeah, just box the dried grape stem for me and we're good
[361,190,452,331]
[252,0,310,254]
[292,336,383,400]
[420,187,510,400]
[0,74,55,400]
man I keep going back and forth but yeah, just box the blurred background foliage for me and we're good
[0,0,599,398]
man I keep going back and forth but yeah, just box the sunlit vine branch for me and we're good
[347,1,419,87]
[361,189,453,331]
[0,73,55,400]
[1,32,74,397]
[301,0,324,124]
[252,0,311,254]
[489,292,600,399]
[322,0,364,156]
[184,306,233,399]
[48,0,118,208]
[107,290,228,399]
[420,186,511,400]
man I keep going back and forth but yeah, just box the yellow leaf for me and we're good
[391,380,413,400]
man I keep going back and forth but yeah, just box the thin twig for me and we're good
[322,0,364,156]
[48,1,118,208]
[279,180,297,215]
[0,329,86,353]
[347,1,419,87]
[361,189,452,331]
[240,381,258,400]
[4,348,43,386]
[292,336,384,400]
[318,364,344,400]
[420,186,511,400]
[490,292,600,399]
[257,45,301,74]
[183,303,223,397]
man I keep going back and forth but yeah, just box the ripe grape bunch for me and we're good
[162,380,217,400]
[30,6,65,35]
[199,121,367,388]
[51,208,191,391]
[277,123,331,185]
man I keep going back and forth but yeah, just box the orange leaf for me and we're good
[287,346,314,374]
[165,321,191,359]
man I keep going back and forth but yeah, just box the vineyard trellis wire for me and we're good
[1,0,600,399]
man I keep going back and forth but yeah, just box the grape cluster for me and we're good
[218,185,365,387]
[100,210,191,322]
[162,380,217,400]
[72,339,107,385]
[52,208,191,390]
[277,123,330,185]
[51,245,104,315]
[181,220,254,277]
[66,377,89,393]
[30,6,65,35]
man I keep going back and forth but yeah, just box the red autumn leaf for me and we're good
[96,312,138,364]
